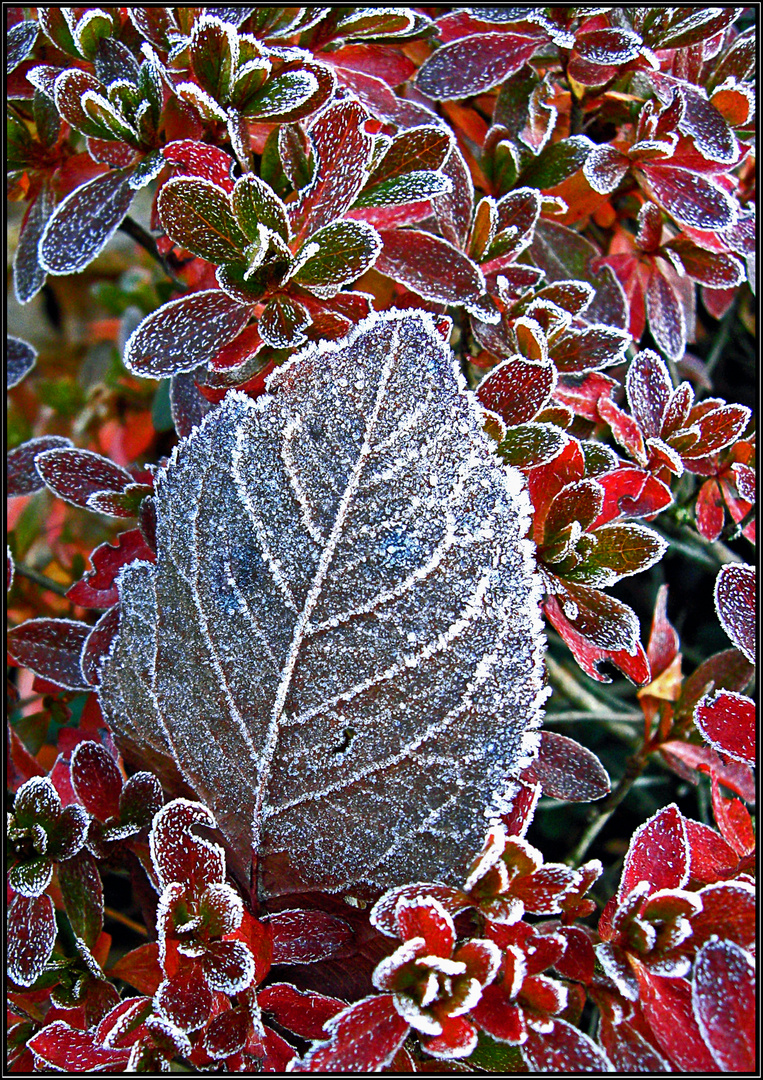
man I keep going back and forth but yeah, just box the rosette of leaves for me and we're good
[124,97,454,382]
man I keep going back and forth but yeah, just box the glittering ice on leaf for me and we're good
[99,310,547,897]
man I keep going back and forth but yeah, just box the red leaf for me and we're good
[163,140,235,193]
[553,371,616,422]
[376,229,497,322]
[522,1016,613,1072]
[124,290,252,379]
[81,606,121,687]
[291,993,409,1072]
[683,404,752,460]
[714,563,755,665]
[7,893,57,988]
[696,479,725,540]
[597,1007,673,1073]
[27,1020,130,1072]
[70,741,122,821]
[682,819,740,885]
[293,99,374,239]
[396,895,455,954]
[618,804,689,899]
[639,163,737,231]
[633,966,718,1072]
[591,466,673,527]
[476,357,555,426]
[7,436,73,497]
[421,1013,478,1059]
[550,325,630,374]
[708,771,755,858]
[694,690,755,766]
[526,438,586,532]
[7,617,91,691]
[501,780,541,838]
[547,580,641,654]
[67,529,155,609]
[258,983,346,1040]
[543,594,650,685]
[692,881,755,953]
[645,584,679,678]
[269,909,353,965]
[107,942,163,996]
[693,939,755,1071]
[370,885,467,938]
[659,740,754,803]
[34,448,134,509]
[321,44,415,87]
[433,142,474,249]
[416,32,542,99]
[523,731,610,801]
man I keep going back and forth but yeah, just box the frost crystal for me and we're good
[99,310,548,896]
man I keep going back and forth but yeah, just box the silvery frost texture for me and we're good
[99,310,549,896]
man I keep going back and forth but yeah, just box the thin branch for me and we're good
[104,906,149,938]
[545,654,612,713]
[13,563,70,597]
[567,752,647,867]
[119,216,188,291]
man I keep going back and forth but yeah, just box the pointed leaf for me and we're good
[524,731,610,801]
[291,994,409,1073]
[124,290,252,378]
[7,436,73,496]
[417,32,541,99]
[292,220,382,293]
[99,311,547,896]
[619,804,689,900]
[34,448,134,508]
[258,982,346,1040]
[39,168,136,276]
[714,563,754,664]
[8,618,92,691]
[7,336,38,389]
[58,849,104,948]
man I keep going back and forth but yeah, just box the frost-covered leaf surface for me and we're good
[7,336,39,389]
[100,310,547,896]
[38,168,136,276]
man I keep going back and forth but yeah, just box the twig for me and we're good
[104,906,149,938]
[544,654,611,712]
[119,216,188,291]
[567,752,647,867]
[13,563,70,597]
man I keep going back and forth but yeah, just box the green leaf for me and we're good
[75,9,115,61]
[368,126,452,186]
[498,422,567,469]
[241,69,319,119]
[190,14,237,104]
[157,177,249,264]
[259,296,310,348]
[232,174,290,241]
[565,523,668,587]
[292,221,382,294]
[58,850,104,949]
[353,170,451,208]
[519,135,594,189]
[469,1031,527,1072]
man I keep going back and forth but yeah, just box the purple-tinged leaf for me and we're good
[8,618,92,691]
[642,8,739,50]
[14,188,54,304]
[269,909,354,965]
[170,367,215,438]
[7,893,57,988]
[376,230,499,322]
[7,19,39,73]
[58,848,104,949]
[523,731,610,801]
[692,939,755,1071]
[645,265,686,361]
[583,144,630,195]
[120,771,163,828]
[156,963,214,1033]
[639,164,737,231]
[80,605,121,687]
[39,168,136,276]
[99,310,548,897]
[575,26,642,65]
[7,336,38,389]
[714,563,754,664]
[71,741,123,821]
[34,448,133,508]
[417,32,542,99]
[124,290,252,378]
[294,99,374,238]
[433,141,475,249]
[694,690,755,767]
[477,356,555,426]
[8,434,74,496]
[544,595,650,685]
[550,325,630,373]
[665,238,745,288]
[627,349,673,439]
[530,219,628,328]
[618,804,689,900]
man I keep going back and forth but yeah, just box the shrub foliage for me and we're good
[7,5,756,1073]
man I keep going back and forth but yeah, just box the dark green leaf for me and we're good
[242,69,320,119]
[353,171,451,208]
[565,523,667,587]
[259,296,310,348]
[190,14,237,104]
[292,221,382,293]
[497,423,567,469]
[519,135,594,189]
[232,174,290,241]
[58,850,104,949]
[158,177,249,264]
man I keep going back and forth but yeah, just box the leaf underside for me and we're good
[99,311,547,897]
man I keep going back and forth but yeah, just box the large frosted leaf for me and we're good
[99,311,547,898]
